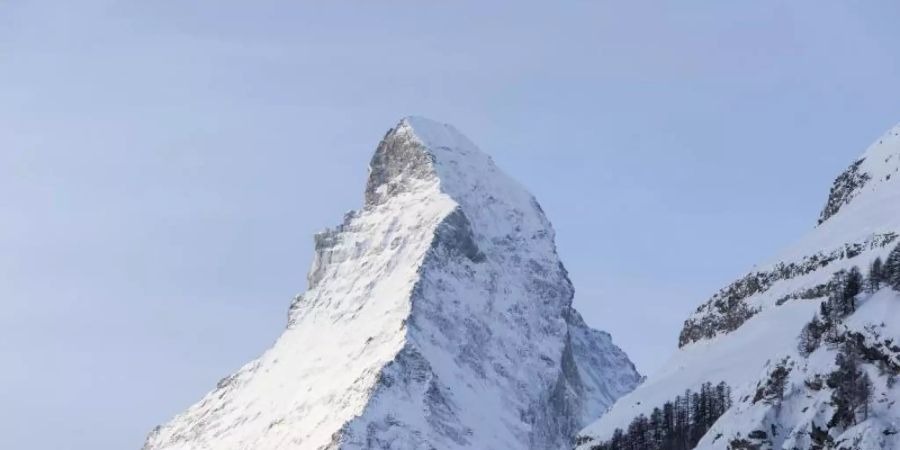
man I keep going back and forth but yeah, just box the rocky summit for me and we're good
[143,117,640,450]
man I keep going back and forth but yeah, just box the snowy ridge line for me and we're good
[818,158,870,225]
[817,122,900,227]
[578,121,900,450]
[679,231,898,347]
[143,116,641,450]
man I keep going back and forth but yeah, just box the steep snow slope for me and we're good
[693,288,900,450]
[144,117,640,450]
[578,123,900,449]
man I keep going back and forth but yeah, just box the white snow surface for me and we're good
[143,117,640,450]
[691,289,900,450]
[578,122,900,449]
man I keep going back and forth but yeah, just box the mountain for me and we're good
[143,117,640,450]
[577,123,900,450]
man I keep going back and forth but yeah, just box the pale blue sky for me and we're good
[3,2,900,449]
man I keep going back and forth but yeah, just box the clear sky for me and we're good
[3,2,900,449]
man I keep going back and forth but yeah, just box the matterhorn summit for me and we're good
[144,117,640,450]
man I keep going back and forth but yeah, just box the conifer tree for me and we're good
[798,314,824,356]
[827,267,861,319]
[845,266,863,303]
[885,243,900,290]
[827,343,872,429]
[867,257,884,292]
[649,407,664,449]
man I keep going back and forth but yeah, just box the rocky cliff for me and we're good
[144,117,640,450]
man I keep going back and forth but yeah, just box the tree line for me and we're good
[588,243,900,450]
[798,242,900,356]
[794,243,900,433]
[587,382,732,450]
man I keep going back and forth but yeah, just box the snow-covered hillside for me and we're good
[577,123,900,450]
[692,287,900,450]
[143,117,640,450]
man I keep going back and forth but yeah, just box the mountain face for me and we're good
[577,124,900,450]
[144,117,640,450]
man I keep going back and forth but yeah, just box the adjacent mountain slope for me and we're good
[144,117,640,450]
[577,123,900,450]
[691,288,900,450]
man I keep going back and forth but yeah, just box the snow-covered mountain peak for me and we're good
[859,122,900,170]
[145,117,640,450]
[817,122,900,226]
[672,124,900,352]
[366,116,545,242]
[395,116,481,156]
[365,116,493,207]
[578,121,900,450]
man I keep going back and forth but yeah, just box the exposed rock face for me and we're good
[678,232,898,347]
[678,123,900,349]
[144,117,640,450]
[817,158,871,225]
[578,123,900,450]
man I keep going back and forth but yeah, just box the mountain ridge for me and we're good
[578,122,900,450]
[144,117,640,450]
